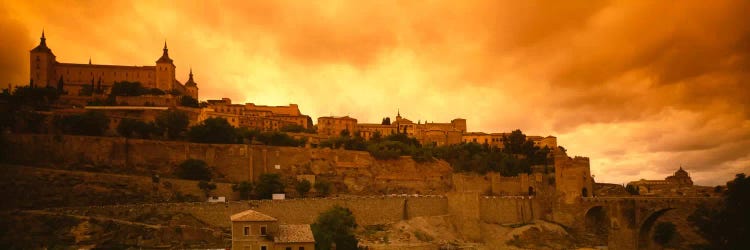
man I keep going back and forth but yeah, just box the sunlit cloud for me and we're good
[2,0,748,185]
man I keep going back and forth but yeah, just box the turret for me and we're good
[155,41,176,91]
[30,30,56,88]
[184,68,199,99]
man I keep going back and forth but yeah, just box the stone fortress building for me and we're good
[203,98,313,131]
[628,166,696,195]
[30,30,198,99]
[318,110,558,149]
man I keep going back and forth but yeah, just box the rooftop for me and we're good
[230,209,278,222]
[275,224,315,243]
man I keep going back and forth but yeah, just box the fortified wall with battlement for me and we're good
[4,134,454,195]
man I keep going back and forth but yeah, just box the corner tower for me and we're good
[155,41,176,91]
[184,68,199,99]
[30,30,56,88]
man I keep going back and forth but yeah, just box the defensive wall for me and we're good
[4,134,453,195]
[47,196,449,228]
[447,192,542,241]
[452,172,552,196]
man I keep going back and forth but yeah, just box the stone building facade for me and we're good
[29,31,198,99]
[204,98,313,131]
[231,209,315,250]
[628,167,695,195]
[316,111,557,148]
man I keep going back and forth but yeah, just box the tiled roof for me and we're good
[274,224,315,243]
[230,209,278,222]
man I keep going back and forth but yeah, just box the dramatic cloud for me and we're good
[1,0,748,185]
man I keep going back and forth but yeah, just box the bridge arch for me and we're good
[583,205,609,246]
[638,207,675,249]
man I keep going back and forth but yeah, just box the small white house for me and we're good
[208,196,226,202]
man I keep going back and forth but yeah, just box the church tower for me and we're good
[155,42,176,91]
[30,30,57,88]
[184,68,199,99]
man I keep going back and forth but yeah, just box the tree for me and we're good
[79,84,93,96]
[381,117,391,125]
[236,127,261,144]
[117,119,154,138]
[155,110,189,140]
[179,95,199,108]
[626,184,640,195]
[109,81,149,96]
[312,205,359,250]
[689,173,750,250]
[54,111,109,136]
[176,159,211,181]
[280,124,306,133]
[232,181,253,200]
[198,181,217,198]
[314,180,332,197]
[296,179,312,197]
[255,131,305,147]
[187,117,237,144]
[255,173,285,199]
[653,222,676,248]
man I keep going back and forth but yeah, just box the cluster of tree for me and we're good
[280,124,316,134]
[311,205,360,250]
[232,175,332,200]
[319,129,553,176]
[179,95,199,108]
[688,173,750,250]
[0,86,60,133]
[109,81,166,97]
[625,184,640,195]
[54,111,110,136]
[186,118,308,146]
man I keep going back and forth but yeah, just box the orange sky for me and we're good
[2,0,748,185]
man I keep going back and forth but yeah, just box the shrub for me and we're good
[314,180,332,197]
[54,111,109,136]
[255,173,285,199]
[296,179,312,197]
[176,159,211,181]
[187,117,237,144]
[232,181,253,200]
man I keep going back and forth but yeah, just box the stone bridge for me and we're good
[567,197,720,250]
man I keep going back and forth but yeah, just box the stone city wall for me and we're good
[4,134,453,194]
[49,196,449,228]
[479,196,539,224]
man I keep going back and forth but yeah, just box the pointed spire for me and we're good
[39,29,47,46]
[157,40,173,64]
[88,57,92,65]
[185,67,197,87]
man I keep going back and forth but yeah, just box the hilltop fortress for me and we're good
[11,31,721,249]
[29,31,198,99]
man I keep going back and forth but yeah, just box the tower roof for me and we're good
[185,68,198,87]
[31,29,53,54]
[156,41,173,64]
